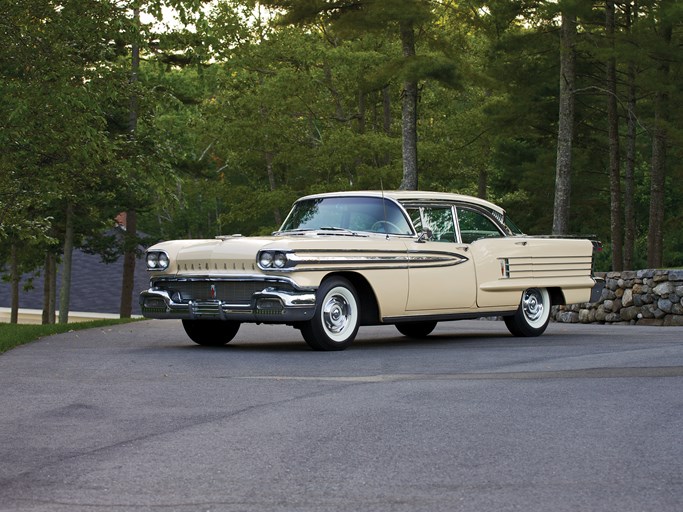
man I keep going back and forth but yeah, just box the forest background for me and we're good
[1,0,681,322]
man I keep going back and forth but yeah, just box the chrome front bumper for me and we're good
[139,281,316,322]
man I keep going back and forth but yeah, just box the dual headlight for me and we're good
[258,250,290,269]
[146,251,170,271]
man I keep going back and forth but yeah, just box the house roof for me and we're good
[0,239,151,316]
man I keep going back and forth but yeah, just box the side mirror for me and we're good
[417,228,433,243]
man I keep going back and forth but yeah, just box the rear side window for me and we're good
[457,208,504,243]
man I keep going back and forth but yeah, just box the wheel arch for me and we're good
[548,287,566,306]
[321,271,380,326]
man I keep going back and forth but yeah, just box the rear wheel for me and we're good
[396,321,437,338]
[504,288,550,337]
[182,319,240,346]
[301,277,359,351]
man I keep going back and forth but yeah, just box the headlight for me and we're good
[258,250,291,270]
[259,252,274,268]
[146,251,170,271]
[273,252,287,268]
[146,252,158,268]
[157,252,169,270]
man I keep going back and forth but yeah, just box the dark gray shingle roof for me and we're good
[0,243,150,316]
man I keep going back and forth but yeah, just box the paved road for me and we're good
[1,320,682,512]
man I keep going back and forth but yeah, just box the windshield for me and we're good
[279,196,414,235]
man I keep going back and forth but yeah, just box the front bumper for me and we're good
[139,280,316,322]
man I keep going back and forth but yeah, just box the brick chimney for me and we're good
[115,212,127,230]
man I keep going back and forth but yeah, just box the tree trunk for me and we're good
[59,202,74,324]
[120,210,137,318]
[646,7,671,268]
[357,88,366,134]
[10,244,19,324]
[42,252,51,324]
[120,4,140,318]
[623,1,638,270]
[552,11,576,235]
[42,252,57,324]
[648,110,667,269]
[49,253,56,323]
[128,5,140,133]
[265,150,282,226]
[606,0,623,270]
[478,169,488,200]
[399,19,418,191]
[382,85,391,135]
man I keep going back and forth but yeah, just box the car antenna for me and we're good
[381,179,389,239]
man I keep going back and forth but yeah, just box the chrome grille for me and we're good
[155,280,292,305]
[190,300,223,318]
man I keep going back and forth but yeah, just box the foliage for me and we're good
[2,0,683,315]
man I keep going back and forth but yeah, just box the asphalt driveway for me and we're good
[1,319,682,511]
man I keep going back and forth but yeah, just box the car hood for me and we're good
[149,236,277,275]
[149,232,404,276]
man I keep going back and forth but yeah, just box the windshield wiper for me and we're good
[273,227,367,237]
[319,226,351,232]
[271,228,314,236]
[318,227,368,237]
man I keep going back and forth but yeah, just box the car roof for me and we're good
[296,190,506,216]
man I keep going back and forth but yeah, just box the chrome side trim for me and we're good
[257,249,469,272]
[407,251,469,268]
[384,310,517,324]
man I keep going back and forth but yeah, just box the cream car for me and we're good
[140,191,604,350]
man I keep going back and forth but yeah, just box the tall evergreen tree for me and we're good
[552,7,577,235]
[646,0,673,268]
[606,0,623,270]
[623,1,639,270]
[260,0,458,190]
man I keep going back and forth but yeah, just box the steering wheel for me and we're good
[371,220,402,234]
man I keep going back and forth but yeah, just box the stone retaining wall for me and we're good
[552,269,683,327]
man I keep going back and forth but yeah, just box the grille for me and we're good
[156,280,291,305]
[190,300,222,318]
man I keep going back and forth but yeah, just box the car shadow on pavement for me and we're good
[167,330,517,353]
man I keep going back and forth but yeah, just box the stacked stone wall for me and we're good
[552,269,683,327]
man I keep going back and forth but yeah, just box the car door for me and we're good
[404,205,477,311]
[454,206,520,308]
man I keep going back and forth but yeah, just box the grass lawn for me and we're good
[0,319,141,355]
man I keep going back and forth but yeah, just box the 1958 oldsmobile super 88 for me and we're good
[140,191,604,350]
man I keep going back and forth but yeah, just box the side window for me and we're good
[406,208,422,233]
[422,207,456,243]
[457,208,504,243]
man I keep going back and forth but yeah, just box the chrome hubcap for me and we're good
[323,294,351,336]
[523,290,544,323]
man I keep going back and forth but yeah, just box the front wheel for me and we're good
[301,277,360,351]
[504,288,551,337]
[182,319,240,346]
